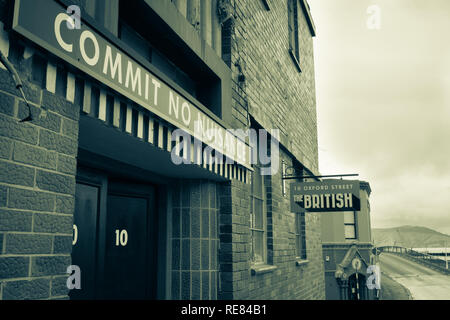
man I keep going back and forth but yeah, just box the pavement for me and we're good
[379,272,411,300]
[380,252,450,300]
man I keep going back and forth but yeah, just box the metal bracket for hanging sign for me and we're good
[282,166,358,181]
[0,49,33,122]
[283,172,359,180]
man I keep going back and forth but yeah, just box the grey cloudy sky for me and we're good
[308,0,450,234]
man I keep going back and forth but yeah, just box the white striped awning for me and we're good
[42,54,249,184]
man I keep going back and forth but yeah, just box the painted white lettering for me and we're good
[125,61,142,96]
[194,114,204,140]
[216,128,224,152]
[224,131,235,159]
[304,195,311,209]
[79,30,99,66]
[236,140,246,162]
[336,193,344,208]
[324,194,331,208]
[181,101,191,126]
[205,119,215,141]
[344,193,353,208]
[54,13,74,52]
[152,79,161,106]
[169,91,179,119]
[103,45,122,84]
[145,73,150,100]
[312,195,320,209]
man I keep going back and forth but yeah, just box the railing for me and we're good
[376,246,450,275]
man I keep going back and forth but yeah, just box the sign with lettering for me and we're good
[290,180,360,212]
[12,0,251,168]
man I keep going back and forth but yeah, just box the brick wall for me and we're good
[0,0,325,300]
[218,150,325,300]
[218,179,251,299]
[171,179,220,300]
[0,25,79,299]
[226,0,319,173]
[217,0,324,300]
[249,149,324,299]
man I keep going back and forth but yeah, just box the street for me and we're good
[380,253,450,300]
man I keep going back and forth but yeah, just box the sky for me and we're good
[307,0,450,235]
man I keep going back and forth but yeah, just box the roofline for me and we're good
[360,181,372,196]
[300,0,316,37]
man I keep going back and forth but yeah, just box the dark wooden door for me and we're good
[71,171,157,300]
[101,181,157,299]
[348,273,367,300]
[70,182,100,300]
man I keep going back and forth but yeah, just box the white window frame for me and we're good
[344,211,357,240]
[295,212,307,260]
[250,166,267,265]
[281,160,287,197]
[288,0,301,72]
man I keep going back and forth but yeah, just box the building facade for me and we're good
[321,181,377,300]
[0,0,324,300]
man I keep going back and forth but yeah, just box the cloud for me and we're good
[309,0,450,234]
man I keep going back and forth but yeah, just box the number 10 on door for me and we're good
[115,229,128,246]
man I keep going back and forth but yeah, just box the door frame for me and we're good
[107,179,158,299]
[74,166,108,299]
[75,160,171,299]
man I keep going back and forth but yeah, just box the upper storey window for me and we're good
[288,0,302,72]
[344,211,357,240]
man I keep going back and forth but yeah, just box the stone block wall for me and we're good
[0,16,79,299]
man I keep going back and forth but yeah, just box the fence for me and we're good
[377,246,450,275]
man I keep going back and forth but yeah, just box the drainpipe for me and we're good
[0,49,32,122]
[200,0,212,46]
[174,0,187,18]
[211,0,222,56]
[187,0,201,31]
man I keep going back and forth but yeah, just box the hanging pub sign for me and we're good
[290,180,360,212]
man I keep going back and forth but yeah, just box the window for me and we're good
[281,160,287,197]
[288,0,301,72]
[295,212,307,259]
[119,1,209,106]
[119,21,152,61]
[250,166,266,264]
[261,0,271,10]
[344,211,357,239]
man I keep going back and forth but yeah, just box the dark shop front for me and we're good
[0,0,251,299]
[0,0,326,301]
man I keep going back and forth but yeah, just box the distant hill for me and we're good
[372,225,450,248]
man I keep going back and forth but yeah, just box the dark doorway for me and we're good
[70,182,100,300]
[103,181,157,299]
[348,273,367,300]
[70,169,158,300]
